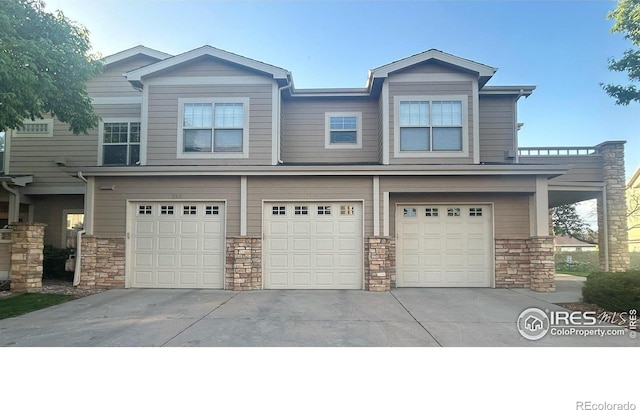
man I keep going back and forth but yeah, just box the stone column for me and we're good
[364,237,394,292]
[10,223,46,293]
[596,141,630,272]
[225,237,262,291]
[78,236,125,289]
[529,236,556,292]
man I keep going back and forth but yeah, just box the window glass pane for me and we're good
[330,116,356,130]
[184,129,212,152]
[103,145,127,165]
[330,130,357,144]
[214,103,243,128]
[104,122,128,143]
[214,129,243,152]
[432,101,462,126]
[432,127,462,151]
[184,103,212,127]
[130,144,140,165]
[400,101,429,126]
[130,122,141,142]
[400,127,429,151]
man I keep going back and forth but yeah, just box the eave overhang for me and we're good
[72,164,567,179]
[0,175,33,187]
[125,45,291,88]
[103,45,172,66]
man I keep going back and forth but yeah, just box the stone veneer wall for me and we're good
[226,237,262,291]
[364,237,395,292]
[495,237,555,292]
[78,236,125,289]
[10,223,46,293]
[597,142,630,272]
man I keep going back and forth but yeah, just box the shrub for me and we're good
[43,246,73,281]
[582,271,640,312]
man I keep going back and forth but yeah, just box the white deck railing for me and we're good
[518,147,597,156]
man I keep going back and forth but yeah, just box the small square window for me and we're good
[403,207,417,217]
[272,206,286,215]
[447,207,461,217]
[138,205,152,215]
[183,205,197,215]
[205,205,219,215]
[425,208,439,217]
[294,206,309,215]
[470,207,483,217]
[340,205,355,215]
[160,205,175,215]
[317,205,332,215]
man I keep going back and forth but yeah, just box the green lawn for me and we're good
[0,293,75,320]
[555,251,640,274]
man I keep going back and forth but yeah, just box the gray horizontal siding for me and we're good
[10,117,99,188]
[92,176,241,237]
[152,56,258,78]
[281,98,379,163]
[479,95,516,163]
[87,55,157,98]
[146,84,273,165]
[519,155,604,183]
[388,81,474,165]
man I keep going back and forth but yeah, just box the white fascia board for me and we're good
[103,45,172,66]
[125,45,290,82]
[480,86,536,97]
[73,164,568,178]
[371,49,497,79]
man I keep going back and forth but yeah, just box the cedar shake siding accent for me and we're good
[281,98,379,164]
[92,176,240,236]
[145,84,273,165]
[479,95,517,163]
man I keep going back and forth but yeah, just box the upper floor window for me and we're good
[394,95,468,158]
[325,112,362,149]
[100,120,140,166]
[15,119,54,138]
[177,98,250,159]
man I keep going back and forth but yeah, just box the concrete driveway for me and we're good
[1,281,636,347]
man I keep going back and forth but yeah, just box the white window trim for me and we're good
[324,112,362,149]
[97,118,141,166]
[177,97,250,159]
[393,95,469,158]
[15,118,54,138]
[62,209,84,248]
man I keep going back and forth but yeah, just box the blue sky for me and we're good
[44,0,638,179]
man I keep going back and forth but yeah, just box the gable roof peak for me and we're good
[102,45,172,66]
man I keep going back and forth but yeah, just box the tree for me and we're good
[552,204,597,244]
[603,0,640,105]
[0,0,102,134]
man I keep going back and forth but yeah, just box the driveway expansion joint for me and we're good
[160,292,240,347]
[389,290,442,347]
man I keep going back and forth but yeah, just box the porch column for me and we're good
[10,223,46,293]
[596,141,629,272]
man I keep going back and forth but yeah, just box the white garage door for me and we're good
[130,202,225,288]
[264,202,363,289]
[397,204,493,287]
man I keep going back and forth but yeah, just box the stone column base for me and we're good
[78,236,125,289]
[365,237,395,292]
[226,237,262,291]
[10,223,46,293]
[495,237,555,292]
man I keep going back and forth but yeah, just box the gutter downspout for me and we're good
[2,181,20,224]
[277,80,293,164]
[73,171,88,286]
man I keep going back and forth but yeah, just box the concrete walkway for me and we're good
[0,277,635,347]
